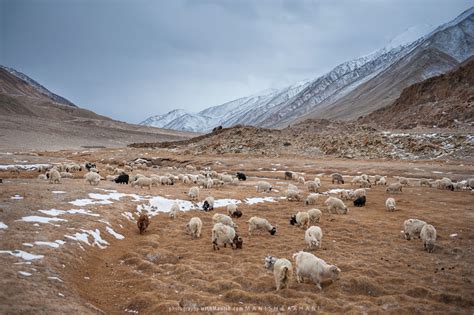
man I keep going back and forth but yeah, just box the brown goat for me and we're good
[137,213,150,234]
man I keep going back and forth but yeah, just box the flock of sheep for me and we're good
[24,159,474,291]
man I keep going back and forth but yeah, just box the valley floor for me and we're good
[0,148,473,314]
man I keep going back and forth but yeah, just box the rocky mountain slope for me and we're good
[141,7,474,132]
[359,58,474,129]
[0,67,196,150]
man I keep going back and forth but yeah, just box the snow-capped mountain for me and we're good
[141,7,474,132]
[0,65,76,107]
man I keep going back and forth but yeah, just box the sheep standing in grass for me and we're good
[131,177,152,190]
[264,256,293,291]
[305,226,323,249]
[48,169,61,184]
[289,212,309,228]
[386,183,403,193]
[385,198,396,211]
[307,209,322,223]
[305,193,319,205]
[137,213,150,234]
[331,173,344,184]
[403,219,427,240]
[420,224,437,253]
[186,217,202,239]
[293,251,341,290]
[211,223,242,250]
[248,217,276,235]
[188,186,200,201]
[256,181,272,192]
[84,171,100,186]
[227,204,242,218]
[170,202,179,219]
[324,197,348,214]
[212,213,237,228]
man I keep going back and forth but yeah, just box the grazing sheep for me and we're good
[453,181,467,191]
[236,172,247,181]
[377,176,387,186]
[84,171,100,186]
[354,188,366,198]
[331,173,344,184]
[351,176,362,186]
[306,181,320,193]
[115,174,129,184]
[188,186,200,201]
[211,223,241,250]
[403,219,427,240]
[182,175,191,185]
[212,213,237,228]
[293,251,341,290]
[202,196,215,212]
[353,195,366,207]
[289,211,310,228]
[114,168,126,175]
[468,178,474,189]
[373,175,382,184]
[324,197,348,214]
[305,226,323,249]
[386,183,403,193]
[298,176,305,184]
[186,217,202,239]
[339,190,354,200]
[227,204,242,218]
[359,179,371,188]
[437,177,454,191]
[247,216,276,236]
[137,213,150,234]
[361,174,370,182]
[221,175,233,184]
[314,177,321,186]
[385,198,396,211]
[292,173,299,181]
[48,169,61,184]
[305,193,319,205]
[131,174,145,182]
[256,181,272,192]
[398,177,409,186]
[84,162,96,171]
[307,208,322,223]
[169,202,179,219]
[420,224,437,253]
[286,187,301,201]
[284,171,293,180]
[131,177,152,190]
[264,256,293,291]
[89,167,99,173]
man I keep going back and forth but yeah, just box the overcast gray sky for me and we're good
[1,0,472,123]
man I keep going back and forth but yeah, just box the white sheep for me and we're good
[420,178,431,187]
[437,177,454,190]
[150,175,161,187]
[38,174,47,180]
[386,182,403,193]
[290,211,309,228]
[183,175,191,184]
[339,190,354,200]
[306,181,320,193]
[385,197,396,212]
[351,176,362,186]
[377,176,387,186]
[256,181,272,192]
[169,202,179,219]
[211,222,241,250]
[403,219,427,240]
[314,177,321,186]
[305,226,323,249]
[359,179,371,188]
[106,175,117,182]
[60,172,73,179]
[286,187,301,201]
[48,169,61,184]
[212,213,237,228]
[84,171,100,185]
[298,176,305,184]
[264,256,293,291]
[186,217,202,239]
[354,188,366,199]
[307,208,322,223]
[468,178,474,189]
[398,177,409,186]
[361,174,370,182]
[293,251,341,290]
[227,204,242,218]
[131,177,152,190]
[305,193,319,205]
[221,174,233,184]
[114,168,125,175]
[247,216,276,235]
[202,196,214,211]
[324,197,348,214]
[420,224,437,253]
[188,186,200,201]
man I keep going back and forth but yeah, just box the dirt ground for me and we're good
[0,148,473,314]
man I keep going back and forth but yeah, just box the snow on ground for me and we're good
[10,195,23,200]
[52,191,67,194]
[0,163,51,171]
[18,216,68,224]
[18,271,32,277]
[0,222,8,229]
[106,227,125,240]
[0,250,44,260]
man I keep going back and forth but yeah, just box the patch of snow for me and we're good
[52,191,66,194]
[0,163,50,171]
[69,199,112,206]
[65,229,109,249]
[11,195,23,200]
[18,271,32,276]
[34,241,60,248]
[0,250,44,260]
[48,276,63,282]
[244,197,278,205]
[23,243,34,247]
[0,222,8,229]
[106,227,125,240]
[18,216,67,224]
